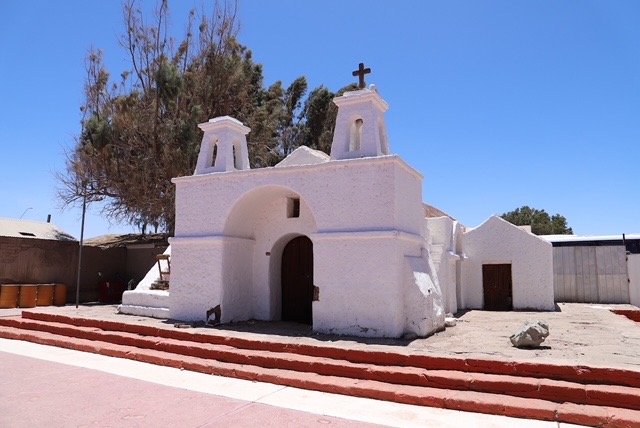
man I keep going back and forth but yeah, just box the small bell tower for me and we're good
[330,63,390,160]
[194,116,250,175]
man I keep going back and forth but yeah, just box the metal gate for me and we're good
[553,245,629,303]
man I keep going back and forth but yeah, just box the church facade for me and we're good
[167,87,446,338]
[119,76,555,338]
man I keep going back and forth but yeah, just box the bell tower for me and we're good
[330,63,390,160]
[194,116,250,175]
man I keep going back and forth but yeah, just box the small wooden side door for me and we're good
[482,264,513,311]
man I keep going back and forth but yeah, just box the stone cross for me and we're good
[352,62,371,89]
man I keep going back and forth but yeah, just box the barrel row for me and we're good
[0,283,67,308]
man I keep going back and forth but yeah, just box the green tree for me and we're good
[57,0,345,234]
[501,206,573,235]
[300,83,358,154]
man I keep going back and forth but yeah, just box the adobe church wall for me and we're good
[425,216,460,314]
[312,232,407,337]
[173,155,425,238]
[169,236,229,322]
[252,196,317,321]
[462,216,554,311]
[170,156,435,329]
[166,86,446,335]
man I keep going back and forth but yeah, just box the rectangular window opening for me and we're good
[288,198,300,218]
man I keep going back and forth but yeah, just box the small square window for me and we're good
[288,198,300,218]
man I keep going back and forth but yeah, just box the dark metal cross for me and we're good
[352,62,371,89]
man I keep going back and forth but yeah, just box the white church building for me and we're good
[120,78,556,338]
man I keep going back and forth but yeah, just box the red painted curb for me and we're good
[2,318,640,411]
[17,311,640,388]
[2,324,640,427]
[612,309,640,323]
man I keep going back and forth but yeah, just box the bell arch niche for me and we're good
[222,185,317,321]
[194,116,250,174]
[349,117,364,152]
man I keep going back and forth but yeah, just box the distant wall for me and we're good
[0,236,167,304]
[79,244,168,302]
[126,244,169,285]
[80,247,127,302]
[0,236,78,301]
[629,254,640,307]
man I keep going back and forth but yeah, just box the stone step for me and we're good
[1,322,639,427]
[3,315,640,412]
[10,315,640,411]
[17,310,640,389]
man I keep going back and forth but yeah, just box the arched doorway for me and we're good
[281,236,314,324]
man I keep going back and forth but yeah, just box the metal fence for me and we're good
[553,245,629,303]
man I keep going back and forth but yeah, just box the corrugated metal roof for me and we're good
[0,218,77,241]
[541,233,640,243]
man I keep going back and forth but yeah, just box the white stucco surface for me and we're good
[164,87,445,338]
[461,216,554,311]
[425,217,464,314]
[330,87,389,160]
[169,156,443,336]
[116,85,568,329]
[119,246,171,318]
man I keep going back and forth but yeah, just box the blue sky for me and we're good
[1,1,638,238]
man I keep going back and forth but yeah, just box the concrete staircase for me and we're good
[1,311,639,427]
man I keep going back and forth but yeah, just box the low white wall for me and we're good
[462,216,554,311]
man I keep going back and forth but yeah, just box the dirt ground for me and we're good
[2,302,640,371]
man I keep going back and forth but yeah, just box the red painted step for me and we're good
[612,309,640,323]
[2,312,640,427]
[18,310,640,388]
[1,315,640,412]
[15,311,640,388]
[4,316,640,410]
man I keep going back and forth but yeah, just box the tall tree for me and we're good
[501,206,573,235]
[301,83,358,154]
[57,0,328,234]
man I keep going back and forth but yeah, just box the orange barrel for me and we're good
[53,283,67,306]
[0,284,21,308]
[36,283,55,306]
[18,284,38,308]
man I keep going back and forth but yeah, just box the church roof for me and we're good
[424,204,456,220]
[275,146,330,168]
[83,233,169,248]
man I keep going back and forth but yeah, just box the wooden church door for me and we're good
[482,264,513,311]
[281,236,314,324]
